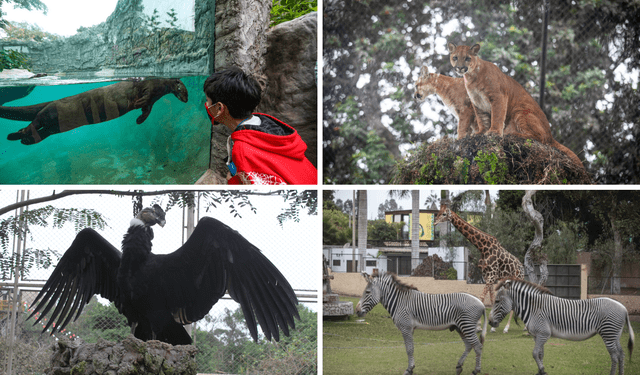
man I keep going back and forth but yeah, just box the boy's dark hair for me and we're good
[203,67,261,119]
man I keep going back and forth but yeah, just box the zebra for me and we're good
[355,271,487,375]
[489,278,635,375]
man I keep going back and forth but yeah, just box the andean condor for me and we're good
[28,205,299,345]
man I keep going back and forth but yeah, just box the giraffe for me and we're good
[435,201,524,333]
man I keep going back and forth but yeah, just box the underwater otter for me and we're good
[2,78,188,145]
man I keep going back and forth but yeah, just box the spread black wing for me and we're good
[28,228,123,334]
[140,216,299,342]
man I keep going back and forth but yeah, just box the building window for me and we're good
[333,259,341,267]
[366,260,377,267]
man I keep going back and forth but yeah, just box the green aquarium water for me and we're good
[0,76,210,184]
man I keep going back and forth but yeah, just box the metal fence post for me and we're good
[7,190,29,375]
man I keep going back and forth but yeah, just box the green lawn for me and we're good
[323,296,639,375]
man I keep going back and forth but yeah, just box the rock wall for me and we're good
[258,12,318,167]
[205,9,318,182]
[213,0,271,75]
[0,0,211,76]
[47,335,197,375]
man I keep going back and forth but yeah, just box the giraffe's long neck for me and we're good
[448,210,496,256]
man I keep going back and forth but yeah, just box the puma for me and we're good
[448,42,583,168]
[413,66,478,139]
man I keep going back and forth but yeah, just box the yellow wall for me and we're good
[420,213,435,240]
[384,214,392,224]
[385,212,435,240]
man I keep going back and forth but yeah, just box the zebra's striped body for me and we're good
[489,278,635,375]
[356,272,487,375]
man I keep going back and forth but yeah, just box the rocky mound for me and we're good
[392,134,592,185]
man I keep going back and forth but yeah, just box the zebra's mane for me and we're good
[381,272,418,292]
[496,277,553,295]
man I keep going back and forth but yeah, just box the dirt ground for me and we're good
[330,270,640,316]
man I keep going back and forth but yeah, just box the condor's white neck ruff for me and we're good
[130,218,146,227]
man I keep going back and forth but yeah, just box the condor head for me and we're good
[131,204,166,228]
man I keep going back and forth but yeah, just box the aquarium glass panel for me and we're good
[0,76,210,184]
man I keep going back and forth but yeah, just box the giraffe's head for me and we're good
[434,202,452,225]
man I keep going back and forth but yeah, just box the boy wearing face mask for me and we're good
[203,67,317,185]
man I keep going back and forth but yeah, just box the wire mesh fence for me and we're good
[323,0,639,184]
[588,276,640,296]
[0,190,318,375]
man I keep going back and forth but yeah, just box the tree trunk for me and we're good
[357,190,368,272]
[411,190,420,272]
[609,205,622,294]
[522,190,548,285]
[484,190,491,214]
[351,191,356,272]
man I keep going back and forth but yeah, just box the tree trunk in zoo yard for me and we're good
[411,190,420,272]
[610,204,622,294]
[357,190,368,272]
[522,190,548,286]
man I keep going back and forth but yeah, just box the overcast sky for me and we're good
[0,0,195,37]
[1,0,118,37]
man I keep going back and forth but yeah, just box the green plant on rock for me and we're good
[271,0,317,26]
[475,150,508,184]
[0,50,30,71]
[419,153,444,183]
[453,156,471,184]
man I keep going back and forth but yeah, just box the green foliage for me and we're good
[0,206,108,279]
[166,8,178,28]
[0,49,30,71]
[544,220,585,264]
[197,190,316,225]
[367,219,403,242]
[453,156,471,184]
[270,0,317,27]
[195,305,316,374]
[445,267,457,280]
[246,304,317,374]
[393,135,591,184]
[148,9,161,31]
[352,130,396,183]
[475,150,509,184]
[419,153,442,183]
[0,0,48,31]
[2,21,59,42]
[36,298,130,343]
[327,96,396,183]
[323,204,352,245]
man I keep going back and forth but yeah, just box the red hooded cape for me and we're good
[228,113,317,185]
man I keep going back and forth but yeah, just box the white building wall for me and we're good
[324,247,385,274]
[324,246,467,280]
